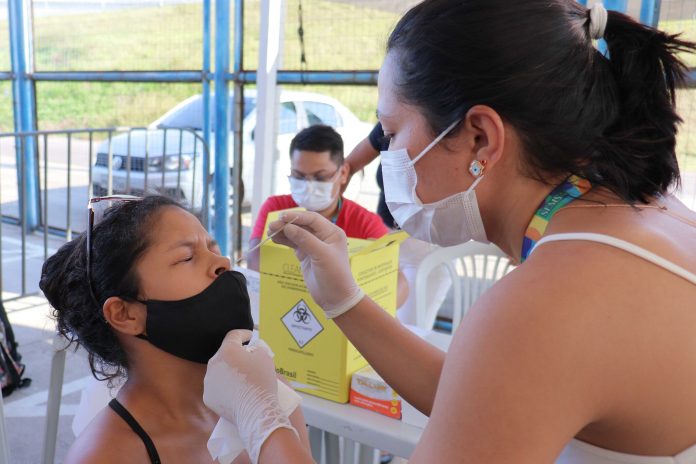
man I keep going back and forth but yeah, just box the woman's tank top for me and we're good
[109,399,161,464]
[532,233,696,463]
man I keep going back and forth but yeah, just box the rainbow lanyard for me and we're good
[520,175,593,262]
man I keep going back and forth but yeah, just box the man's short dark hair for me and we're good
[289,125,344,166]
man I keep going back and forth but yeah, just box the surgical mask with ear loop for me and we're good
[289,172,339,212]
[380,120,489,246]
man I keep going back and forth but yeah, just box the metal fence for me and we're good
[0,127,210,300]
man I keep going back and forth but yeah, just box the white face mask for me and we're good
[380,121,488,246]
[289,176,337,212]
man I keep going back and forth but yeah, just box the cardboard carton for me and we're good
[349,365,401,419]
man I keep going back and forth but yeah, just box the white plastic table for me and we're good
[301,329,452,463]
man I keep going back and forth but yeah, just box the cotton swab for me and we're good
[235,216,298,265]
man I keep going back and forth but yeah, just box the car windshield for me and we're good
[158,96,256,131]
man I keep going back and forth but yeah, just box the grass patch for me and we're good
[36,81,201,130]
[0,82,13,132]
[677,87,696,172]
[0,0,397,131]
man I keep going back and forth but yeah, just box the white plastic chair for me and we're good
[0,390,10,464]
[415,242,515,330]
[42,333,67,464]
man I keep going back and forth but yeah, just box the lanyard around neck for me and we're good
[330,197,343,224]
[520,175,593,263]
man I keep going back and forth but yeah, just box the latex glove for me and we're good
[268,210,365,319]
[203,330,298,464]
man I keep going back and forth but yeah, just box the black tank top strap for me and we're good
[108,398,162,464]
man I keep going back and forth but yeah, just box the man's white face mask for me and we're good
[288,170,339,212]
[380,120,488,246]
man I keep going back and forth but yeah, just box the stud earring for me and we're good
[469,160,486,178]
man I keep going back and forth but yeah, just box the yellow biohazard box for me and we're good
[259,209,406,403]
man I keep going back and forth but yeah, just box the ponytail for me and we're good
[587,10,696,202]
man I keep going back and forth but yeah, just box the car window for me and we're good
[304,101,343,127]
[158,96,255,131]
[279,102,298,135]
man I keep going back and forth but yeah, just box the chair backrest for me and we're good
[0,392,9,464]
[414,242,515,330]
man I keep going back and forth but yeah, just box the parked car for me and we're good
[91,90,376,211]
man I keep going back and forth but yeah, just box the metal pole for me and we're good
[603,0,628,13]
[639,0,661,27]
[0,393,10,464]
[20,136,26,296]
[253,0,284,222]
[66,133,72,241]
[43,134,48,259]
[230,0,245,259]
[8,0,40,230]
[214,0,231,256]
[144,129,150,194]
[192,136,198,214]
[202,0,212,230]
[161,128,167,191]
[41,335,66,464]
[88,132,94,199]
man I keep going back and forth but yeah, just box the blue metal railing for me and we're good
[0,127,210,300]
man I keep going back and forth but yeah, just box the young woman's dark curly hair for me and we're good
[39,195,183,382]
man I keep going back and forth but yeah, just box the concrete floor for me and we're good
[1,296,92,464]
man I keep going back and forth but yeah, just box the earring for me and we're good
[469,160,486,178]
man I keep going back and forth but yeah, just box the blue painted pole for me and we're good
[576,0,588,6]
[32,71,205,82]
[640,0,661,27]
[8,0,39,230]
[202,0,212,230]
[230,0,245,259]
[603,0,628,12]
[214,0,231,256]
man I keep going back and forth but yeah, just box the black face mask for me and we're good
[136,270,254,364]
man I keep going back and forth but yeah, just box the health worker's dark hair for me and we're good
[289,124,344,166]
[387,0,696,202]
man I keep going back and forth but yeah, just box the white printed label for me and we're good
[281,300,324,349]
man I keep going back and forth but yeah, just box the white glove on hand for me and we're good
[268,211,365,318]
[203,330,298,464]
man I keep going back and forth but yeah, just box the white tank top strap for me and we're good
[558,438,696,463]
[532,233,696,286]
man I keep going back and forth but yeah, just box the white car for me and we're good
[91,90,376,211]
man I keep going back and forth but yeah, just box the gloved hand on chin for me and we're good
[203,329,298,464]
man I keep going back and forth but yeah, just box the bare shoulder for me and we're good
[411,249,615,461]
[64,406,148,464]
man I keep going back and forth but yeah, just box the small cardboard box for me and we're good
[259,209,406,403]
[349,365,401,419]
